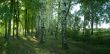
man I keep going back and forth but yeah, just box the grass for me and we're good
[0,33,110,54]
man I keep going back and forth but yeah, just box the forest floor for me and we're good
[0,35,110,54]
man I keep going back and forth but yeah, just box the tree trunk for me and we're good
[25,8,28,37]
[40,0,46,43]
[7,0,13,39]
[61,0,71,49]
[4,16,8,40]
[55,2,61,39]
[91,15,94,35]
[16,0,19,38]
[83,15,86,35]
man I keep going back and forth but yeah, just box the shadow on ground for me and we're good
[0,35,110,54]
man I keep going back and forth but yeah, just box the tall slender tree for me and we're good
[40,0,46,43]
[16,0,19,38]
[61,0,71,49]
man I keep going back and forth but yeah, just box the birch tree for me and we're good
[61,0,71,49]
